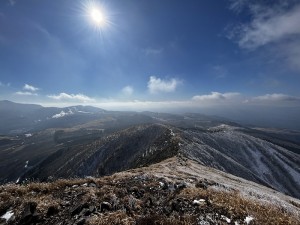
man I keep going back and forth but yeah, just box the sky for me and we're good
[0,0,300,119]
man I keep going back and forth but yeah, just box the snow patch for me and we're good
[77,111,93,114]
[159,182,164,187]
[24,133,32,138]
[24,160,29,168]
[169,129,175,137]
[1,210,14,222]
[193,199,205,205]
[245,216,254,224]
[221,215,231,223]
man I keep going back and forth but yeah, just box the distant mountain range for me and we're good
[0,100,299,200]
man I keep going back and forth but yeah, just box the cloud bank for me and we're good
[253,93,300,102]
[192,92,240,101]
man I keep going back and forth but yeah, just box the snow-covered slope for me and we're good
[179,124,300,198]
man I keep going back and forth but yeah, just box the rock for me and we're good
[171,200,181,212]
[196,181,208,189]
[89,206,95,213]
[196,179,217,189]
[159,181,168,190]
[193,199,206,206]
[0,218,7,225]
[175,182,187,190]
[100,202,111,212]
[71,203,89,216]
[71,204,83,216]
[76,218,86,225]
[145,197,153,207]
[129,186,144,198]
[19,202,39,225]
[79,208,91,217]
[46,206,59,217]
[88,182,97,188]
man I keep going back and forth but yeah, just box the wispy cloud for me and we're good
[47,93,95,102]
[227,0,300,72]
[213,65,227,79]
[228,1,300,72]
[15,91,38,96]
[0,81,10,87]
[192,92,240,101]
[144,47,163,56]
[8,0,16,6]
[229,0,248,13]
[148,76,181,94]
[122,86,134,96]
[23,84,40,92]
[235,4,300,49]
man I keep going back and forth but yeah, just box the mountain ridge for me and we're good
[0,157,299,225]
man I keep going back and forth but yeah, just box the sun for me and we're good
[90,7,107,27]
[79,0,112,36]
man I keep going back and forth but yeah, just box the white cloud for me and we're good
[23,84,40,92]
[192,92,240,101]
[228,2,300,72]
[237,4,300,49]
[253,93,300,102]
[47,93,95,102]
[148,76,181,94]
[15,91,38,96]
[122,86,134,96]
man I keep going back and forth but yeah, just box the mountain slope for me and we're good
[179,124,300,198]
[21,124,179,181]
[0,157,299,225]
[18,122,300,199]
[0,101,106,134]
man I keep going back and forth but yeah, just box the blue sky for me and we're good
[0,0,300,112]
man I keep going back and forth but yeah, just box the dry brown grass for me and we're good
[0,174,299,225]
[88,212,135,225]
[179,188,299,225]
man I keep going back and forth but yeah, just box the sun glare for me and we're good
[79,0,113,37]
[90,7,106,26]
